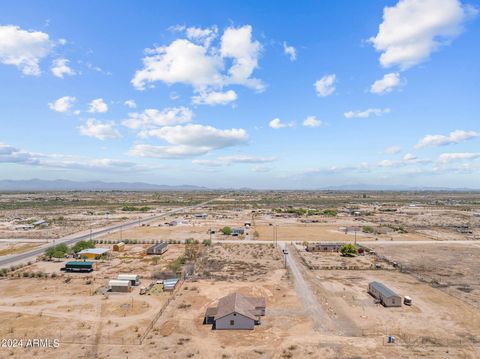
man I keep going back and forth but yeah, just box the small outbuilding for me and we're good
[64,261,94,272]
[113,242,125,252]
[368,281,402,307]
[117,274,140,286]
[78,248,110,259]
[163,278,179,291]
[146,242,168,255]
[108,279,131,292]
[231,228,245,236]
[32,219,48,228]
[204,292,266,330]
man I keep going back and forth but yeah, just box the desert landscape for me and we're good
[0,191,480,358]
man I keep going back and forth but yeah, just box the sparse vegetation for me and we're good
[340,244,358,256]
[220,226,232,235]
[362,225,374,234]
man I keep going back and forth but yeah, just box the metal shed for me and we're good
[146,242,168,255]
[78,248,110,260]
[117,274,140,286]
[163,278,179,291]
[108,279,131,293]
[368,281,402,307]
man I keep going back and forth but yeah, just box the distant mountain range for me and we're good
[0,179,476,192]
[0,179,208,191]
[322,184,475,191]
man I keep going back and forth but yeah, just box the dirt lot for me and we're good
[298,249,395,270]
[195,243,283,281]
[1,241,480,358]
[368,242,480,309]
[309,269,480,345]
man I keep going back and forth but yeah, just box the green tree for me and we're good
[45,243,70,258]
[340,244,358,256]
[72,240,95,253]
[220,226,232,235]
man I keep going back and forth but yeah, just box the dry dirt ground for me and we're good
[0,243,188,357]
[298,250,395,270]
[368,242,480,309]
[2,242,479,358]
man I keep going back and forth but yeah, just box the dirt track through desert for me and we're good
[283,243,337,333]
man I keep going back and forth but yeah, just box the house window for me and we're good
[230,320,234,326]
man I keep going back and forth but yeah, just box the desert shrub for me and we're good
[340,244,358,256]
[362,226,374,234]
[323,209,338,217]
[220,226,232,235]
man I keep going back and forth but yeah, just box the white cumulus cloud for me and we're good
[0,25,54,75]
[314,74,336,97]
[51,58,76,78]
[302,116,322,128]
[124,99,137,109]
[48,96,76,112]
[370,0,476,69]
[88,98,108,113]
[415,130,479,148]
[384,146,402,154]
[438,152,480,163]
[186,26,218,47]
[344,108,391,119]
[269,118,294,129]
[132,25,263,93]
[79,119,121,140]
[283,42,297,61]
[130,124,248,159]
[370,72,401,94]
[122,107,193,129]
[191,90,237,106]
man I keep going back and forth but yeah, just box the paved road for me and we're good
[0,197,219,268]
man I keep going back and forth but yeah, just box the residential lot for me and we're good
[1,191,480,358]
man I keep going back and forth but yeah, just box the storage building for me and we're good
[368,281,402,307]
[231,228,245,236]
[64,261,94,272]
[113,242,125,252]
[78,248,110,260]
[163,278,179,291]
[108,279,131,293]
[117,274,140,286]
[146,242,168,255]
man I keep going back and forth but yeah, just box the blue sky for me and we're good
[1,0,479,189]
